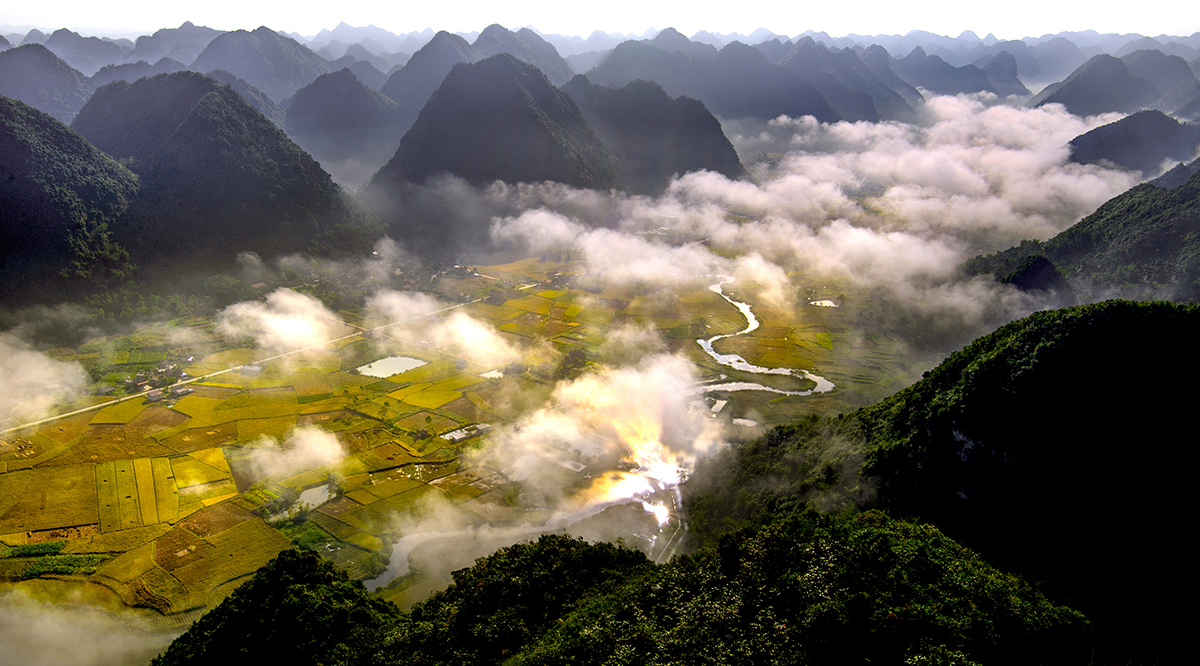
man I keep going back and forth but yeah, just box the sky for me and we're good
[2,0,1196,41]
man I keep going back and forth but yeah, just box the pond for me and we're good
[357,356,427,378]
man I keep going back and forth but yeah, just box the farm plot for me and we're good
[0,465,98,535]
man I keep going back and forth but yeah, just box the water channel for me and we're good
[694,276,835,396]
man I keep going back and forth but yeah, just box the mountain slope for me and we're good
[0,95,138,298]
[379,31,479,137]
[1068,109,1200,175]
[563,76,746,194]
[686,299,1199,665]
[191,27,331,103]
[472,24,574,86]
[0,44,95,123]
[152,514,1089,666]
[71,72,367,260]
[963,165,1200,298]
[1029,54,1161,116]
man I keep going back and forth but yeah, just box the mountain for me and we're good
[855,300,1196,664]
[346,60,387,90]
[1068,109,1200,175]
[0,44,95,123]
[963,165,1200,300]
[563,76,747,194]
[369,54,620,191]
[379,31,479,138]
[967,39,1041,82]
[1026,37,1088,86]
[71,72,368,261]
[152,516,1089,665]
[364,55,620,256]
[861,45,925,106]
[685,299,1199,664]
[472,24,574,86]
[588,39,839,122]
[1029,54,1161,116]
[778,37,916,122]
[91,57,186,87]
[191,27,331,103]
[204,69,286,126]
[43,28,127,76]
[753,37,793,66]
[127,22,221,65]
[891,46,996,96]
[0,35,10,50]
[284,68,406,187]
[981,51,1031,97]
[649,27,718,60]
[1121,49,1199,100]
[0,95,138,299]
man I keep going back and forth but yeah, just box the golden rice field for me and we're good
[0,257,919,625]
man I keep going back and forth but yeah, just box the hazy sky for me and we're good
[2,0,1195,40]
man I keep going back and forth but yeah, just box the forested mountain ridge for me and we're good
[0,95,138,299]
[963,162,1200,299]
[685,299,1198,664]
[151,514,1090,665]
[71,71,374,262]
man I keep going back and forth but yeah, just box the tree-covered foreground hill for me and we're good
[686,299,1198,664]
[153,512,1088,666]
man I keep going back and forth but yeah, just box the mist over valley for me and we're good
[1,13,1199,665]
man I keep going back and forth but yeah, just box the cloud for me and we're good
[246,426,346,480]
[0,333,89,426]
[216,288,350,357]
[365,289,525,367]
[0,589,179,666]
[475,353,722,502]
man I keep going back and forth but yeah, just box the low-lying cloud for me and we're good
[0,333,88,427]
[246,425,346,481]
[0,589,178,666]
[216,288,350,357]
[365,289,525,367]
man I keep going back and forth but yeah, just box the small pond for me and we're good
[357,356,427,378]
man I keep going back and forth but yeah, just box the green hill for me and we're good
[151,514,1088,665]
[686,299,1198,664]
[0,95,137,300]
[1068,109,1200,176]
[963,164,1200,299]
[72,71,373,261]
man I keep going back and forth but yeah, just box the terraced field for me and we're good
[0,257,920,623]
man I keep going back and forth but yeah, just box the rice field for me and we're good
[0,256,926,625]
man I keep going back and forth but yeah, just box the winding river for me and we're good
[694,277,835,396]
